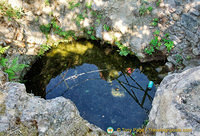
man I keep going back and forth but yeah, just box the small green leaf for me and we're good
[87,31,92,35]
[147,6,153,12]
[90,35,96,40]
[154,30,160,35]
[153,18,159,22]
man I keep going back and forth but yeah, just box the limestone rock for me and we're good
[181,14,198,33]
[146,66,200,136]
[0,82,107,136]
[172,13,180,21]
[0,71,8,89]
[192,48,200,56]
[165,62,174,71]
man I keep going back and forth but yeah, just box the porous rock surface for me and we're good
[146,66,200,136]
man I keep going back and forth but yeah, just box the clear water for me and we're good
[24,40,165,131]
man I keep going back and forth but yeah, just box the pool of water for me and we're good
[24,40,166,131]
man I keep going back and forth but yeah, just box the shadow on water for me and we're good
[24,39,166,131]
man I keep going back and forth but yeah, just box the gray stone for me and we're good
[192,48,200,56]
[190,8,200,16]
[95,24,103,39]
[198,43,200,49]
[181,14,198,33]
[172,13,180,21]
[197,26,200,36]
[176,33,185,40]
[169,35,182,44]
[185,30,199,43]
[146,66,200,136]
[0,71,8,89]
[194,4,200,11]
[167,56,179,66]
[174,0,183,6]
[155,67,163,73]
[176,7,183,15]
[159,45,166,51]
[158,73,167,80]
[0,82,106,136]
[165,62,174,71]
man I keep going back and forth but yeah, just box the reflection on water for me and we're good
[24,40,165,131]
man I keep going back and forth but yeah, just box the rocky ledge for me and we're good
[0,71,106,136]
[146,66,200,136]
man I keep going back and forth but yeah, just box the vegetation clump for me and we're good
[0,0,22,20]
[156,0,161,7]
[151,18,159,26]
[144,30,174,55]
[139,5,153,16]
[0,46,28,80]
[115,41,130,56]
[68,1,81,10]
[103,24,110,31]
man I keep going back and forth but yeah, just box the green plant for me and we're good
[144,46,155,55]
[139,5,147,15]
[150,37,161,49]
[82,9,88,18]
[144,30,174,55]
[68,1,80,10]
[45,0,50,6]
[95,14,102,25]
[75,13,85,27]
[35,16,39,22]
[164,40,174,52]
[147,6,153,12]
[51,20,76,39]
[40,20,76,40]
[175,54,183,64]
[139,5,153,16]
[151,18,159,26]
[0,57,28,80]
[38,44,51,56]
[91,11,97,16]
[142,120,149,128]
[0,46,9,54]
[85,2,92,9]
[186,55,191,60]
[156,0,161,7]
[162,33,174,52]
[154,30,160,35]
[103,24,110,31]
[40,24,51,35]
[0,1,22,20]
[85,26,96,40]
[115,41,130,56]
[132,132,136,136]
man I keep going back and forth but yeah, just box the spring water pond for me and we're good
[24,40,166,131]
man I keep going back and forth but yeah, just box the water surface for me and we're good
[24,40,165,131]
